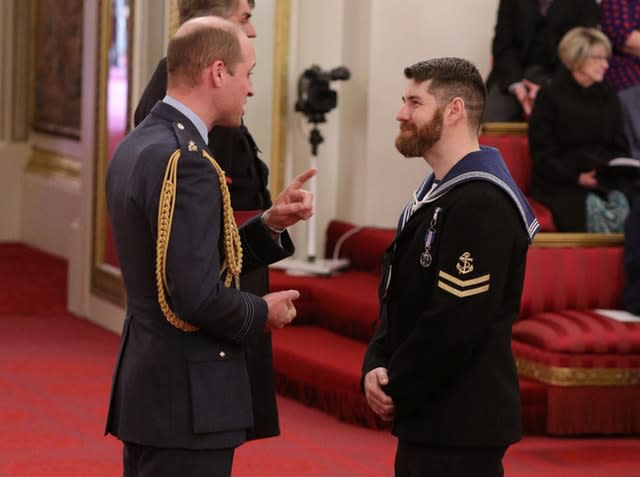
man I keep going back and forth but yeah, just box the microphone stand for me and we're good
[306,125,323,262]
[270,122,349,276]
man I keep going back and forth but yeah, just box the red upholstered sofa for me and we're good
[270,221,640,435]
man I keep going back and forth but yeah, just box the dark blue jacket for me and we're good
[105,102,293,449]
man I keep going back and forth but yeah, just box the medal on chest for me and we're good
[420,207,442,268]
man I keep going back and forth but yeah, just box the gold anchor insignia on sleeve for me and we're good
[456,252,474,275]
[188,141,198,152]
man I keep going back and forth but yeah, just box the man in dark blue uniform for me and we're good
[362,58,540,477]
[105,17,314,476]
[134,0,283,443]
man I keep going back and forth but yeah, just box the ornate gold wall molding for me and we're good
[533,233,624,248]
[517,357,640,386]
[269,0,290,196]
[12,0,31,141]
[0,2,6,141]
[1,0,31,141]
[481,122,528,135]
[25,147,81,181]
[167,0,179,38]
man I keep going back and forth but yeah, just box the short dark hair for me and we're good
[178,0,256,24]
[404,57,486,130]
[167,19,242,88]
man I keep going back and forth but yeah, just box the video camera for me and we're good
[295,65,350,124]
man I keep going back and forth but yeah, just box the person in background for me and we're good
[134,0,281,441]
[624,194,640,314]
[105,17,314,476]
[136,0,268,214]
[600,0,640,159]
[484,0,599,122]
[362,57,539,477]
[528,27,633,233]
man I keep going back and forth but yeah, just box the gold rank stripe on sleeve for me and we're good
[437,270,490,298]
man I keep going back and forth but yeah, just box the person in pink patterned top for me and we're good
[600,0,640,158]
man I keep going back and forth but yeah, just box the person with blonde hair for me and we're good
[528,26,634,232]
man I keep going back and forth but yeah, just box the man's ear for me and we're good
[209,60,225,88]
[445,97,466,125]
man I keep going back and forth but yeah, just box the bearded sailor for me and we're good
[362,57,539,477]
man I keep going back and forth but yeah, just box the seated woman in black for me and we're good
[528,27,634,232]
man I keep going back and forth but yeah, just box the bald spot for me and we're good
[167,15,244,88]
[174,15,238,38]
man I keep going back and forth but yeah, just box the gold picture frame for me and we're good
[91,0,133,306]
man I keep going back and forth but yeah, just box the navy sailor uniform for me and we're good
[363,146,539,448]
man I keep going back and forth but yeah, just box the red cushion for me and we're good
[269,269,321,325]
[479,134,531,194]
[529,198,557,232]
[520,247,625,319]
[324,221,394,274]
[272,326,366,386]
[307,271,379,343]
[271,325,386,428]
[269,269,380,343]
[513,309,640,354]
[512,338,640,369]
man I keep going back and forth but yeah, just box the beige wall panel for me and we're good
[21,172,81,258]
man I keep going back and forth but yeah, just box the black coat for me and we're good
[528,70,630,231]
[363,181,528,447]
[486,0,599,91]
[104,102,293,449]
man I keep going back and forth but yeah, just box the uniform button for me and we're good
[219,351,226,359]
[177,122,185,130]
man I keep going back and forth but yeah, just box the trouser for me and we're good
[483,84,523,122]
[394,440,507,477]
[123,442,235,477]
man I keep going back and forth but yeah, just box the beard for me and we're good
[395,107,443,158]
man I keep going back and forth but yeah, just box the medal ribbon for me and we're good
[420,207,442,268]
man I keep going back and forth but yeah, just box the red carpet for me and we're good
[0,243,67,314]
[0,243,639,476]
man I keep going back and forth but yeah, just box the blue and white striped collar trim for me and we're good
[423,171,540,240]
